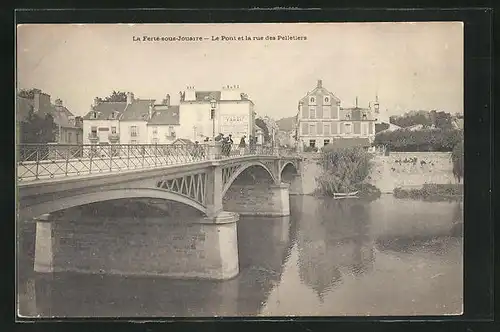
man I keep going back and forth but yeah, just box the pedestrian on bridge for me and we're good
[239,135,247,156]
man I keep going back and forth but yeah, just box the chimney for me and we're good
[317,79,323,88]
[55,99,63,107]
[185,86,196,101]
[94,97,100,106]
[165,94,170,106]
[127,92,134,105]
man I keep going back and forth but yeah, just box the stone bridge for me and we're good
[17,144,302,281]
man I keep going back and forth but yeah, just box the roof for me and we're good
[147,106,180,125]
[299,85,341,104]
[82,102,127,120]
[120,99,155,121]
[322,138,371,150]
[173,138,194,145]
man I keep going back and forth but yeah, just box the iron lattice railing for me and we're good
[17,143,297,182]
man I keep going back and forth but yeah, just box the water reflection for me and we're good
[18,195,463,317]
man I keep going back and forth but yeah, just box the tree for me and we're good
[18,88,42,99]
[451,141,464,183]
[255,117,270,142]
[19,106,57,143]
[95,90,128,103]
[390,111,432,128]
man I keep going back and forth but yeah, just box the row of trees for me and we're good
[374,128,463,152]
[389,110,457,131]
[18,107,57,143]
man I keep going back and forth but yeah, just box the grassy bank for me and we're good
[393,183,463,201]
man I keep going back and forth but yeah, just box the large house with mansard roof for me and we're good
[295,80,377,150]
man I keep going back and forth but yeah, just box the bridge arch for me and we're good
[19,188,207,221]
[280,160,299,177]
[222,161,278,197]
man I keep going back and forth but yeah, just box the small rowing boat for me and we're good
[333,191,359,199]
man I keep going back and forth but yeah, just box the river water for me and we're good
[17,194,463,317]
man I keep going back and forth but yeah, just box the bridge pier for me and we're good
[33,214,54,274]
[223,183,291,217]
[32,210,240,281]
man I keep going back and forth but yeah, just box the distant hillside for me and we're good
[276,116,296,131]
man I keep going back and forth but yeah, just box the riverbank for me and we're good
[393,183,463,202]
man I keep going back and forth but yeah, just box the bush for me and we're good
[451,141,464,183]
[303,145,318,152]
[316,146,374,195]
[374,128,463,152]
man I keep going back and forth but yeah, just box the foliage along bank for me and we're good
[315,144,380,200]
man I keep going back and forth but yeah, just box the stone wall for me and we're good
[294,152,456,195]
[368,152,456,193]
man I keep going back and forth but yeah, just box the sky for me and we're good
[16,22,463,119]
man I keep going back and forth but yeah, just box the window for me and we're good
[90,112,97,119]
[309,107,316,119]
[310,97,315,104]
[369,122,374,135]
[324,139,330,146]
[324,123,331,135]
[131,140,137,144]
[323,106,331,119]
[324,96,330,104]
[76,133,80,143]
[331,122,338,134]
[362,112,367,120]
[168,126,175,136]
[111,126,117,134]
[309,123,316,135]
[344,123,352,134]
[309,140,316,148]
[130,126,138,137]
[354,122,361,134]
[110,112,116,119]
[90,126,97,137]
[152,126,158,135]
[362,122,369,136]
[67,132,72,143]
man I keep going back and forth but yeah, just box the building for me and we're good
[17,91,83,144]
[295,80,376,150]
[147,95,180,144]
[177,85,255,143]
[82,97,127,145]
[118,93,155,144]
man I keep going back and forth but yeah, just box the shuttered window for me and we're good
[323,106,331,119]
[317,122,323,135]
[369,122,374,134]
[324,123,331,135]
[309,124,316,135]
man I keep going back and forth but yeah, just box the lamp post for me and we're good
[210,98,217,139]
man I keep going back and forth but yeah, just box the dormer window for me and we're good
[90,111,98,119]
[324,96,329,103]
[362,112,367,120]
[110,111,116,119]
[346,113,351,120]
[310,97,315,103]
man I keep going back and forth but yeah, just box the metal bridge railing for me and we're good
[17,143,297,182]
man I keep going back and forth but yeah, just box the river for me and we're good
[17,194,463,317]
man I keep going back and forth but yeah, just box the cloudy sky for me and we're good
[17,22,463,119]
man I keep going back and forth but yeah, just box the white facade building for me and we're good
[178,85,255,143]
